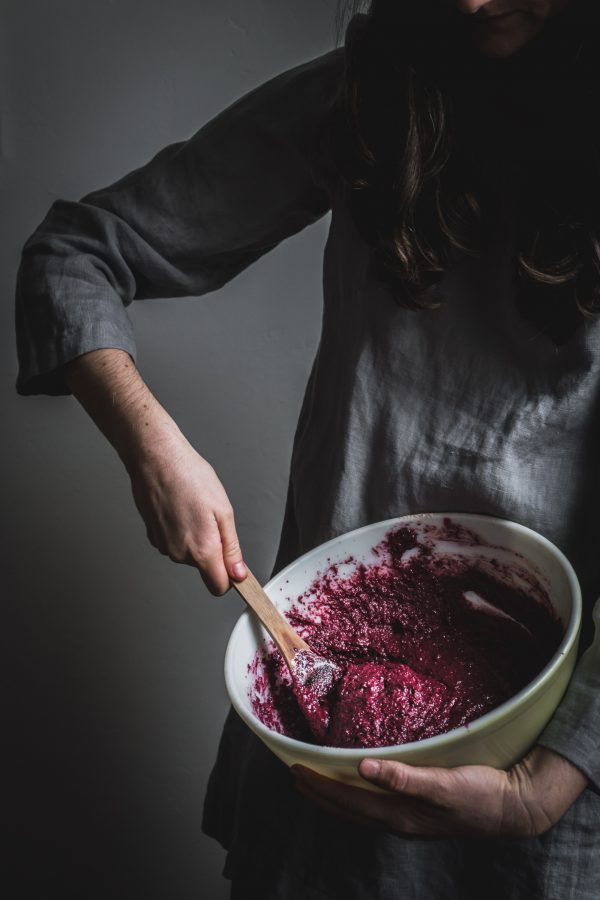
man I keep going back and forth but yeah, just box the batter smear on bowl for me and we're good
[249,520,564,748]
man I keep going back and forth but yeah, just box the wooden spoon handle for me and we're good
[230,568,311,669]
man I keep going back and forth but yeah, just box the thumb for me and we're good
[358,758,439,798]
[217,508,247,582]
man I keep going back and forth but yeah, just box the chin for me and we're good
[472,36,531,58]
[469,18,544,59]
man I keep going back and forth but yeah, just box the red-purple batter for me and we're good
[249,520,564,748]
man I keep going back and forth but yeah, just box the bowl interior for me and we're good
[225,513,581,762]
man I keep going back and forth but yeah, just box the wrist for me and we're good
[121,407,188,475]
[518,746,588,832]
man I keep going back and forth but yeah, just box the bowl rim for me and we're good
[224,512,582,761]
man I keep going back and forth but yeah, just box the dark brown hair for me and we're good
[334,1,600,335]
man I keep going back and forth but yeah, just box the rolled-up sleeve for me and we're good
[15,48,343,396]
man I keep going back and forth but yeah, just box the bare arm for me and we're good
[64,347,247,595]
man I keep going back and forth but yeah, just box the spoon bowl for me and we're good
[230,568,343,739]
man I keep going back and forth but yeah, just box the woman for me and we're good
[15,1,600,896]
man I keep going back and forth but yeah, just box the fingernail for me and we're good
[232,562,247,580]
[360,759,381,778]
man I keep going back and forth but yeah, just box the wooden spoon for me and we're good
[230,568,342,740]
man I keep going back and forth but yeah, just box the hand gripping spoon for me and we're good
[230,568,342,741]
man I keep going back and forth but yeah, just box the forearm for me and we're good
[64,348,183,471]
[64,347,247,594]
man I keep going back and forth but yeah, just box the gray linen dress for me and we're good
[15,40,600,900]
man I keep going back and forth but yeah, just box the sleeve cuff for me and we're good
[16,321,137,396]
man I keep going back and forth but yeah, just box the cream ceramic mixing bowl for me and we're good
[224,513,581,788]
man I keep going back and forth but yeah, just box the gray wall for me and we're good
[2,1,338,896]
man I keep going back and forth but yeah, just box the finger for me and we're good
[215,505,247,581]
[145,525,158,549]
[194,528,232,596]
[358,759,451,805]
[198,565,230,597]
[293,778,379,830]
[292,769,441,840]
[292,765,402,824]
